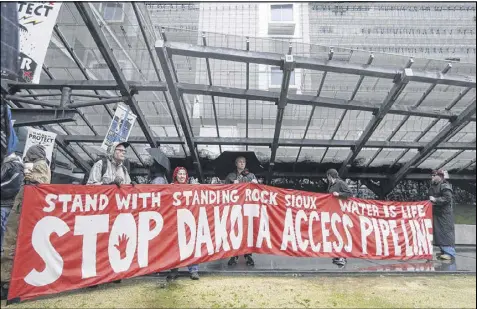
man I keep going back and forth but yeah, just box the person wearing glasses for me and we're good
[87,142,131,186]
[85,141,131,288]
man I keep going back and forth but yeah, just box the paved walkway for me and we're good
[158,246,476,276]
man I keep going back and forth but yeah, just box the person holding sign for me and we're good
[429,169,456,261]
[87,142,131,186]
[167,167,200,281]
[326,168,353,268]
[1,145,51,300]
[225,156,258,267]
[86,141,130,288]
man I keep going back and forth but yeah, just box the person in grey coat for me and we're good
[326,168,353,268]
[87,142,131,186]
[225,156,258,267]
[429,169,456,261]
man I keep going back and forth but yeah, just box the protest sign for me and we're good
[101,103,137,152]
[22,127,57,166]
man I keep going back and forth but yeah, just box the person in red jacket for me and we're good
[167,167,200,281]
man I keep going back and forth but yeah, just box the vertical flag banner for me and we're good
[17,2,62,83]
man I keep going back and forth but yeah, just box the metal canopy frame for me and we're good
[1,2,475,191]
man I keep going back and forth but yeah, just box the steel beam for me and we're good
[156,40,204,182]
[63,135,184,144]
[386,99,477,193]
[245,37,250,151]
[53,22,143,165]
[322,53,374,164]
[76,2,156,148]
[13,118,76,127]
[67,96,128,108]
[16,87,94,163]
[435,149,467,170]
[10,108,78,124]
[5,79,167,92]
[3,92,93,170]
[365,63,454,168]
[163,41,476,88]
[388,90,475,170]
[268,54,295,183]
[177,83,475,121]
[339,62,413,176]
[457,158,476,173]
[5,95,59,108]
[202,33,222,154]
[131,3,186,156]
[297,48,335,166]
[60,134,475,150]
[55,135,92,172]
[72,167,476,181]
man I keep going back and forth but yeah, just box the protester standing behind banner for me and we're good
[0,147,23,254]
[22,128,56,166]
[167,167,200,281]
[225,156,258,267]
[1,145,50,300]
[326,168,354,268]
[429,169,456,261]
[87,142,131,186]
[85,141,131,288]
[0,149,23,254]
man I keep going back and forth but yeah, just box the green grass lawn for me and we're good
[455,204,476,225]
[4,275,476,308]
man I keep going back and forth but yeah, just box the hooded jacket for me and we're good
[172,166,189,184]
[1,153,24,208]
[23,144,51,185]
[87,142,131,185]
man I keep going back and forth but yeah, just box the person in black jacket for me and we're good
[326,168,353,268]
[429,169,456,261]
[0,150,23,253]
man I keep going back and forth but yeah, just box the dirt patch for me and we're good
[4,275,476,308]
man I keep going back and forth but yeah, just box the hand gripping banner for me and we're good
[8,184,433,301]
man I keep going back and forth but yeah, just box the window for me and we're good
[271,4,293,21]
[270,67,295,86]
[103,3,124,22]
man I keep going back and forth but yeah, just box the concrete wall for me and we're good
[455,224,476,245]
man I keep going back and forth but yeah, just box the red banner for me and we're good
[9,184,433,301]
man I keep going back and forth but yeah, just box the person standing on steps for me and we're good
[326,168,353,268]
[225,156,258,267]
[167,166,200,281]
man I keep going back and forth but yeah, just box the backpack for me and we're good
[81,157,130,185]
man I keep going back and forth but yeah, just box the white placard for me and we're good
[23,127,57,166]
[17,2,62,83]
[101,103,137,152]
